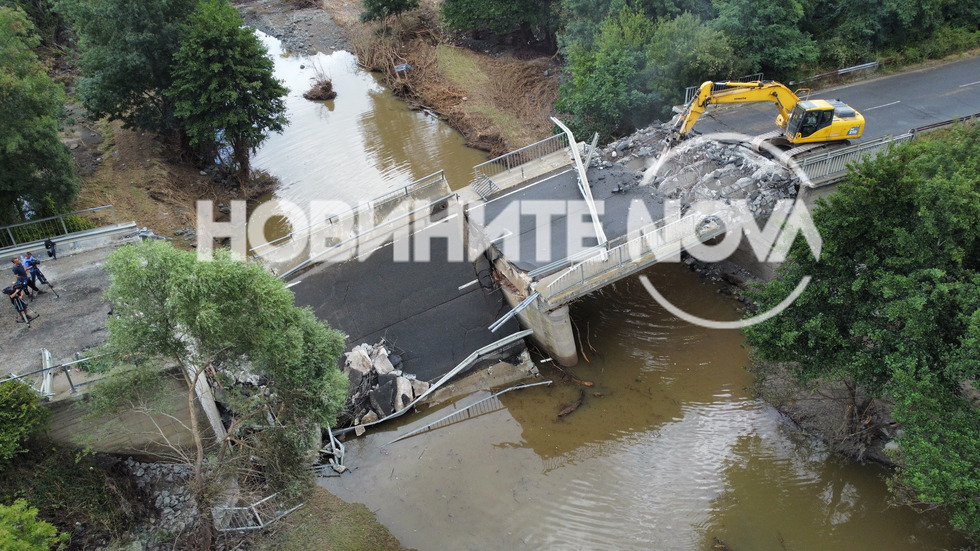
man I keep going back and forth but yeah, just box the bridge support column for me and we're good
[517,298,578,367]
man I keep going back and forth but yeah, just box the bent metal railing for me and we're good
[214,492,304,532]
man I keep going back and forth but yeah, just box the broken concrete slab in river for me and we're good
[341,339,535,433]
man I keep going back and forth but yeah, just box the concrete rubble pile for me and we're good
[342,342,430,429]
[590,122,800,219]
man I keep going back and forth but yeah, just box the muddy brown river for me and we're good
[251,31,486,205]
[252,32,966,550]
[323,271,963,550]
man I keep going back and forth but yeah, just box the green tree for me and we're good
[645,12,739,118]
[0,0,64,47]
[0,380,50,464]
[103,240,347,544]
[0,499,68,550]
[442,0,556,43]
[0,6,78,223]
[55,0,199,136]
[745,124,980,537]
[557,0,619,51]
[556,6,656,138]
[168,0,288,189]
[360,0,419,22]
[712,0,818,81]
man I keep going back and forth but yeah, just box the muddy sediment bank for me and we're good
[235,0,349,55]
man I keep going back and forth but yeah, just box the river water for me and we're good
[250,31,487,207]
[323,270,963,550]
[252,33,965,550]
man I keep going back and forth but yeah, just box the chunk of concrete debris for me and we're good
[361,411,379,424]
[354,425,366,436]
[345,347,373,375]
[369,380,397,417]
[411,379,430,398]
[373,348,395,375]
[394,377,414,412]
[347,369,363,396]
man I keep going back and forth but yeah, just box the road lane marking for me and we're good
[864,101,901,111]
[959,80,980,88]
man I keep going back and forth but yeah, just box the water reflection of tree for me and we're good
[358,87,455,182]
[700,433,965,550]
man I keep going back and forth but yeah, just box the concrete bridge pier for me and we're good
[501,286,578,367]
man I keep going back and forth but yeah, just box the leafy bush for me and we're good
[556,7,656,139]
[0,381,50,464]
[0,499,68,551]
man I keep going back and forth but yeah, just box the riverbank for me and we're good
[236,0,559,156]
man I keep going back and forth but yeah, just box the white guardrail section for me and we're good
[250,171,448,257]
[543,211,725,303]
[473,133,570,183]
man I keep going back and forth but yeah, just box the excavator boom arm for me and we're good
[675,80,803,137]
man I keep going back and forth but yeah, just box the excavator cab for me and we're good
[784,100,864,143]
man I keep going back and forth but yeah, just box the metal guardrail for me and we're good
[798,133,914,183]
[386,380,553,445]
[544,212,724,302]
[250,172,447,255]
[214,492,303,532]
[278,192,456,279]
[332,329,534,437]
[911,111,980,134]
[789,61,879,85]
[0,355,105,396]
[799,112,980,184]
[684,73,764,105]
[473,133,569,183]
[0,205,117,249]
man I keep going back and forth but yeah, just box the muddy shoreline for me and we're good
[235,0,349,56]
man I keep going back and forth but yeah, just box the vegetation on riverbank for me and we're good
[746,122,980,540]
[346,0,979,141]
[346,3,558,155]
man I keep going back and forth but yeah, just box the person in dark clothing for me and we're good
[44,238,57,260]
[3,282,37,324]
[11,257,42,296]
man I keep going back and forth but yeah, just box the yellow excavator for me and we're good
[672,80,865,153]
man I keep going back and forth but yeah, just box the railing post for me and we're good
[58,214,68,235]
[62,365,77,394]
[7,228,15,246]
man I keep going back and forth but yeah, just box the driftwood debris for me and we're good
[304,79,337,101]
[557,389,585,419]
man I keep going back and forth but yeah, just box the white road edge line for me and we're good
[959,80,980,88]
[864,101,901,111]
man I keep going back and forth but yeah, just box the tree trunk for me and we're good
[232,136,250,196]
[178,357,214,549]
